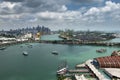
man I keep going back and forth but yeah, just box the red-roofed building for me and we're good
[93,56,120,68]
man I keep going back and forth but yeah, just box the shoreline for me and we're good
[1,39,120,47]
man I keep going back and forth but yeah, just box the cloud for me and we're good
[70,0,104,3]
[3,0,25,2]
[83,1,120,23]
[0,0,120,31]
[85,1,120,15]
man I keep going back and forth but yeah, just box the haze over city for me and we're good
[0,0,120,31]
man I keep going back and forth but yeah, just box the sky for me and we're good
[0,0,120,31]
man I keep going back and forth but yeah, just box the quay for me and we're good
[75,63,86,68]
[1,39,120,47]
[39,40,120,46]
[85,60,108,80]
[68,69,89,73]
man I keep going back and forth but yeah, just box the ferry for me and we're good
[23,51,28,56]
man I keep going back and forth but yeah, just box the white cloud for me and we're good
[84,7,100,16]
[59,5,67,11]
[85,1,120,15]
[36,11,81,20]
[0,2,16,9]
[0,0,120,31]
[83,1,120,23]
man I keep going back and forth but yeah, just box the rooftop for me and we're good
[95,56,120,68]
[104,68,120,78]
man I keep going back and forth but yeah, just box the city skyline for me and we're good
[0,0,120,31]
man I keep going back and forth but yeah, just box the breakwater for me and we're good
[1,39,120,47]
[39,40,120,46]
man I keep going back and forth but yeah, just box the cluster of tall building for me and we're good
[0,25,51,38]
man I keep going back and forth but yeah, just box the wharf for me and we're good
[68,69,89,73]
[76,63,86,68]
[39,40,120,46]
[85,60,108,80]
[75,74,88,80]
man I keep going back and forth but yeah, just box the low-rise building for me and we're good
[93,56,120,68]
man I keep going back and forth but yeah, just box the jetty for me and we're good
[75,63,86,68]
[85,60,108,80]
[1,39,120,48]
[68,69,89,73]
[39,40,120,46]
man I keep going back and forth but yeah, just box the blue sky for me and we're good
[0,0,120,31]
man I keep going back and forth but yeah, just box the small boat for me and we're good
[57,60,68,75]
[96,49,106,53]
[57,67,67,75]
[0,47,6,50]
[52,51,58,55]
[23,51,28,56]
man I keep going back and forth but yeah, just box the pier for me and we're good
[39,40,120,46]
[68,69,89,73]
[85,60,108,80]
[1,39,120,47]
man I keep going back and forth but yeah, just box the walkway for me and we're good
[85,60,108,80]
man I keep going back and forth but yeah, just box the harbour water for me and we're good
[0,35,120,80]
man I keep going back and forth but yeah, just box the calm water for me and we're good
[0,35,120,80]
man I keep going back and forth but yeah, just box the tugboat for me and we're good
[52,51,58,55]
[23,51,28,56]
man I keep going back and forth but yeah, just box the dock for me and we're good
[75,74,88,80]
[75,63,86,68]
[39,40,120,46]
[68,69,89,73]
[85,60,108,80]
